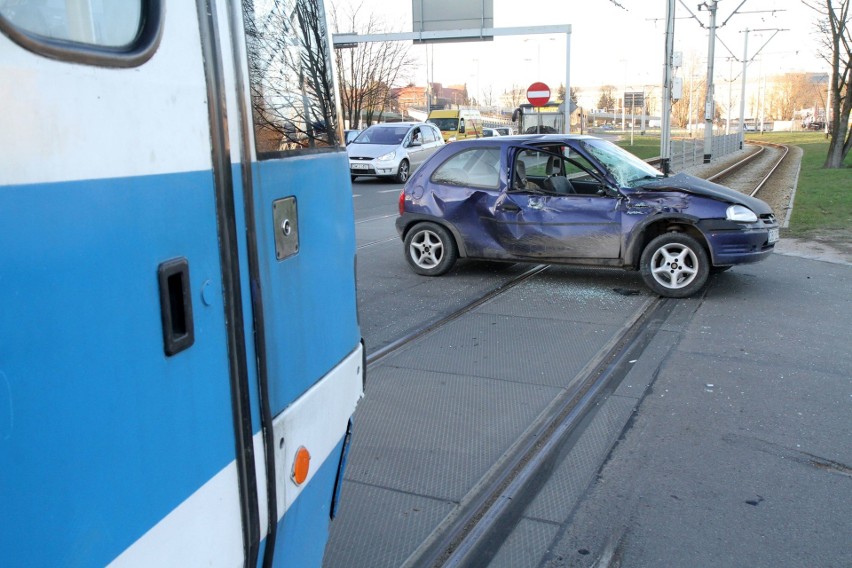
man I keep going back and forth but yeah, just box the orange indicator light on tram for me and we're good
[292,446,311,485]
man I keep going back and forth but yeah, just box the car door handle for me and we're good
[498,203,521,212]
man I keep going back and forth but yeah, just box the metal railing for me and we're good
[669,133,741,170]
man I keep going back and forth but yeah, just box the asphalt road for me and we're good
[351,177,530,354]
[329,174,852,568]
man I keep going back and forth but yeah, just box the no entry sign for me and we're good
[527,82,551,107]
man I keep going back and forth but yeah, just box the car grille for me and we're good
[718,243,756,254]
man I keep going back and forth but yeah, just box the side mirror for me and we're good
[410,139,422,147]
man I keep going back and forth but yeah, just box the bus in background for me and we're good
[0,1,363,567]
[512,102,568,134]
[427,108,483,142]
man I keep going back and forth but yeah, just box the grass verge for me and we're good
[614,135,661,160]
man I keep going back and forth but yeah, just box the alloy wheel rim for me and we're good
[410,230,443,268]
[650,244,698,289]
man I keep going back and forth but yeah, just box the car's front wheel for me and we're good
[640,232,709,298]
[403,222,458,276]
[395,159,410,183]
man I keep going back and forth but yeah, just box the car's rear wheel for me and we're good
[640,232,709,298]
[395,159,410,183]
[404,222,458,276]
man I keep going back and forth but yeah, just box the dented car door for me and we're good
[487,190,622,259]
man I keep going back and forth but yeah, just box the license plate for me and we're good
[351,163,369,170]
[768,228,779,243]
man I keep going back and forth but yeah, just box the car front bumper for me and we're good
[350,161,397,177]
[702,220,779,266]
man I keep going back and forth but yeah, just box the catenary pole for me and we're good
[738,29,749,148]
[702,0,718,164]
[660,0,675,174]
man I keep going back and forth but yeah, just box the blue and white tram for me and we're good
[0,1,363,566]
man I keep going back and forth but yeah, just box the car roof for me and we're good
[450,133,595,145]
[366,121,428,129]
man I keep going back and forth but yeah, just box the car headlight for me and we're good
[447,136,456,142]
[726,204,758,223]
[377,151,396,162]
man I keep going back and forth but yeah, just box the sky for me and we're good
[330,0,828,107]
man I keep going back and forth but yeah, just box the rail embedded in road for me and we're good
[390,282,669,568]
[366,264,549,366]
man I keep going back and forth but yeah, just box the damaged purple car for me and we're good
[395,134,780,298]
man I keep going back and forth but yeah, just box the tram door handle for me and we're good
[157,258,195,356]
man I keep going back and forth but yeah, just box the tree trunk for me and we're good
[824,77,851,167]
[817,0,852,168]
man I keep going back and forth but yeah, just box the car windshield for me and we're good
[578,138,664,188]
[428,118,459,132]
[353,126,409,145]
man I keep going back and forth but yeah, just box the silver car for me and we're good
[348,122,444,183]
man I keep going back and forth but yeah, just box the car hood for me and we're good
[640,172,773,215]
[347,144,398,159]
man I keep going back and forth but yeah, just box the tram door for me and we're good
[239,1,362,566]
[0,3,253,566]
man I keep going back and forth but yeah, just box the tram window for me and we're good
[243,0,340,156]
[0,1,142,47]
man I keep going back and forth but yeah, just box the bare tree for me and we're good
[481,85,496,108]
[672,54,707,131]
[330,2,417,128]
[597,85,617,113]
[765,73,816,121]
[804,0,852,168]
[503,84,526,109]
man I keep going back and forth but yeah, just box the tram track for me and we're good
[357,236,398,250]
[707,141,790,198]
[356,213,397,225]
[362,262,673,568]
[412,296,676,568]
[365,264,549,366]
